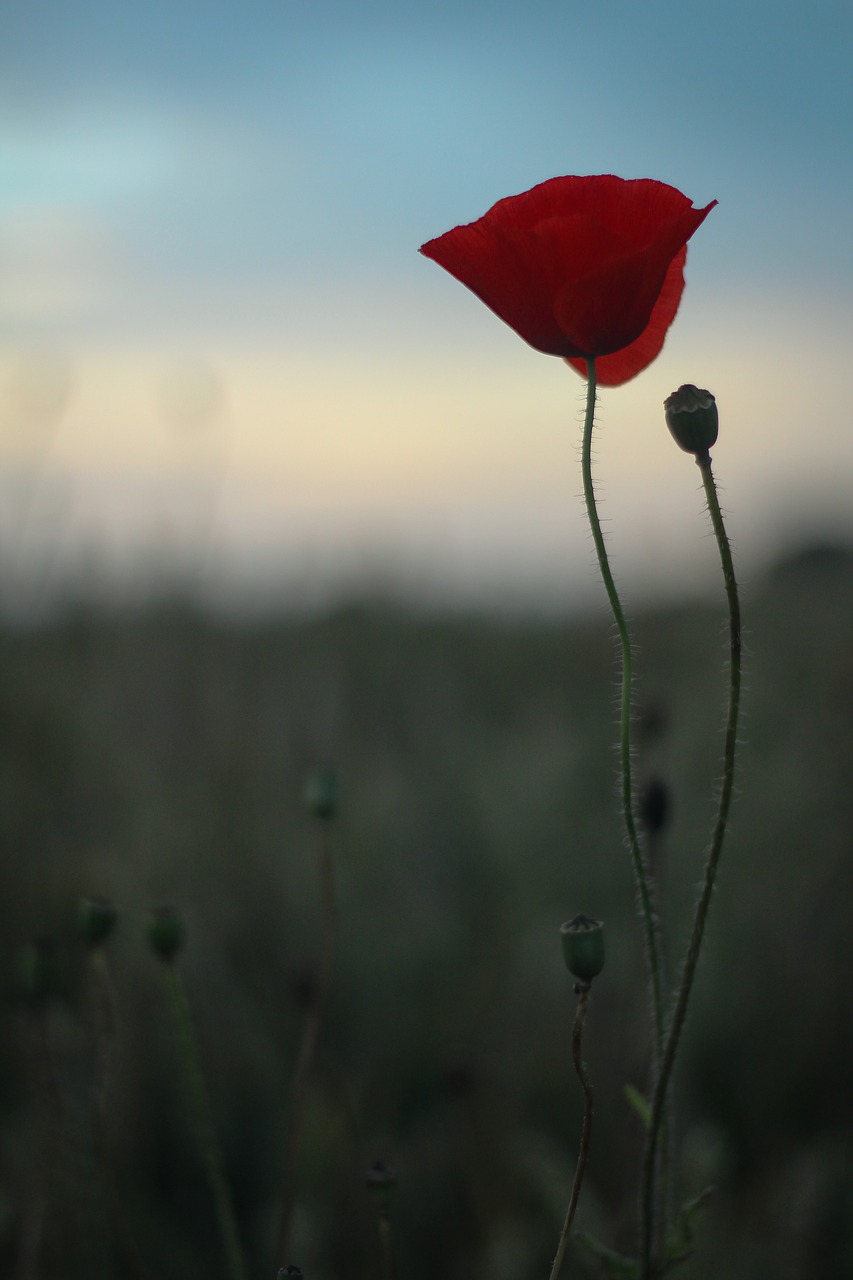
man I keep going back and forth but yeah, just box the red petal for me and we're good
[564,247,688,387]
[421,176,716,383]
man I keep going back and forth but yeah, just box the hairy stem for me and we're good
[640,452,741,1277]
[580,359,665,1054]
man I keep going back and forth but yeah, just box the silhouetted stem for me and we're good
[580,359,665,1054]
[640,452,741,1277]
[161,963,248,1280]
[548,985,594,1280]
[15,1008,63,1280]
[378,1210,398,1280]
[89,950,150,1280]
[276,818,338,1265]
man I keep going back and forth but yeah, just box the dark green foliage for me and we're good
[0,558,851,1278]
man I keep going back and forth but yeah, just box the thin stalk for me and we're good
[640,451,741,1278]
[276,817,339,1265]
[89,950,151,1280]
[161,963,248,1280]
[548,984,594,1280]
[378,1209,398,1280]
[579,359,665,1054]
[15,1007,63,1280]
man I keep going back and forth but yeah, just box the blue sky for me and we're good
[1,0,851,609]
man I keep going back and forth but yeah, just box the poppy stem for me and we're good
[639,452,741,1278]
[548,983,594,1280]
[276,812,339,1266]
[579,358,665,1058]
[160,962,249,1280]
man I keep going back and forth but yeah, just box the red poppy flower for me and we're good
[420,175,716,386]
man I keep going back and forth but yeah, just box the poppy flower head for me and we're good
[420,175,716,386]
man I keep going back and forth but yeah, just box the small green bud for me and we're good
[560,915,605,984]
[366,1160,396,1211]
[664,384,718,457]
[146,907,186,963]
[304,765,338,821]
[278,1269,304,1279]
[77,897,119,949]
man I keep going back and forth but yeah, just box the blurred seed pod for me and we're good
[77,896,119,949]
[639,777,671,837]
[146,906,186,963]
[560,915,605,983]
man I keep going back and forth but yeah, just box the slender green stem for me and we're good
[378,1209,398,1280]
[161,963,248,1280]
[276,817,339,1265]
[15,1007,63,1280]
[640,452,741,1278]
[548,985,594,1280]
[580,359,665,1054]
[89,951,150,1280]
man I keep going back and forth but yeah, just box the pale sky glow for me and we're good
[1,0,851,610]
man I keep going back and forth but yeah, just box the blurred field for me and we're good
[1,547,851,1280]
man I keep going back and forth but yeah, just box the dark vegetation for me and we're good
[1,550,852,1279]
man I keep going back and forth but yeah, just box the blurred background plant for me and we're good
[1,543,851,1278]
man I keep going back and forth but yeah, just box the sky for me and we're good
[1,0,852,613]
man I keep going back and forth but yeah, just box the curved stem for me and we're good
[162,964,248,1280]
[580,359,665,1054]
[548,985,594,1280]
[276,817,339,1265]
[90,951,150,1280]
[640,452,741,1278]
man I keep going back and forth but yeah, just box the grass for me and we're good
[0,549,851,1278]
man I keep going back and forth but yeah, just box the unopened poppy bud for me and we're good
[278,1269,304,1279]
[664,384,718,457]
[561,915,605,983]
[366,1160,396,1210]
[305,765,338,820]
[146,907,186,962]
[77,897,119,949]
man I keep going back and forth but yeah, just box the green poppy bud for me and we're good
[77,897,119,949]
[278,1269,304,1279]
[146,906,186,963]
[560,915,605,983]
[664,384,718,457]
[305,765,338,821]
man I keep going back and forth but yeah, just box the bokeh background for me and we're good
[1,2,852,1278]
[2,0,852,609]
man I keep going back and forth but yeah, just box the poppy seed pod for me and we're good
[664,384,718,456]
[639,777,671,837]
[146,906,186,963]
[561,915,605,983]
[77,897,119,949]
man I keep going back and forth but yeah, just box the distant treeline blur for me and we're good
[1,546,851,1280]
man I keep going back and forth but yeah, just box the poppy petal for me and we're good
[421,176,715,386]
